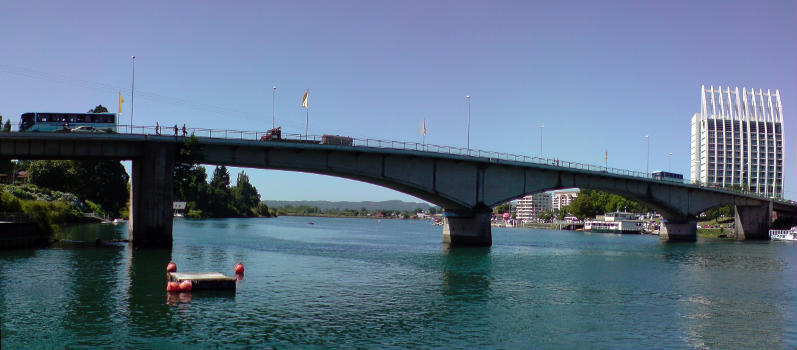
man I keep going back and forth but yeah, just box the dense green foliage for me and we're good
[700,205,733,221]
[172,137,269,218]
[493,203,512,214]
[1,184,85,234]
[562,189,647,219]
[26,160,129,216]
[0,115,11,174]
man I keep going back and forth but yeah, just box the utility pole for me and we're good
[466,95,471,152]
[130,56,135,130]
[272,86,277,129]
[645,134,650,175]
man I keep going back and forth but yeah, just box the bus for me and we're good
[651,171,684,183]
[18,112,117,133]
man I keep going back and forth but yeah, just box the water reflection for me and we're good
[126,247,174,337]
[59,244,126,348]
[658,241,793,348]
[441,246,492,301]
[165,292,192,304]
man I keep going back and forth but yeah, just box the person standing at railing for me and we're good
[173,124,178,136]
[182,124,187,136]
[156,122,160,135]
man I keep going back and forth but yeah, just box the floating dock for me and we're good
[168,272,236,291]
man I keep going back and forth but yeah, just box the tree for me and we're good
[173,136,206,201]
[27,159,129,216]
[494,202,512,214]
[76,160,129,215]
[1,115,10,132]
[255,202,272,217]
[210,165,231,189]
[231,171,260,216]
[207,165,235,217]
[538,210,553,222]
[566,189,602,219]
[89,105,108,113]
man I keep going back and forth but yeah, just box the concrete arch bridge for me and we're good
[1,130,794,247]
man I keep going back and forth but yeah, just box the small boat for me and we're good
[112,218,127,225]
[584,212,644,234]
[770,227,797,241]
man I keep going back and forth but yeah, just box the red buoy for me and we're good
[166,281,181,292]
[179,280,193,292]
[166,262,177,273]
[234,262,244,274]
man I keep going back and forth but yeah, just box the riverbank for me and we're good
[0,222,50,249]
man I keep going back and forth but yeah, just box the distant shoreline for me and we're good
[276,213,425,220]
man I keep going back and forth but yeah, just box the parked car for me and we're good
[71,126,101,133]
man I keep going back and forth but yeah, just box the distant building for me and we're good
[690,85,784,198]
[552,190,579,211]
[515,193,552,222]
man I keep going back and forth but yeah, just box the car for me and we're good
[70,126,101,133]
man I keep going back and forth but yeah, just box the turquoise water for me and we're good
[1,217,795,349]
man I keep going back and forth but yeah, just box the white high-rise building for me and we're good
[515,193,552,222]
[690,85,784,198]
[552,190,579,211]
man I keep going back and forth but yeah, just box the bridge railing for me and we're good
[19,123,791,204]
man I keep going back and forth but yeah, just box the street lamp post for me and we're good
[130,56,135,130]
[466,95,471,152]
[668,152,673,172]
[272,86,276,129]
[539,125,545,157]
[644,134,650,175]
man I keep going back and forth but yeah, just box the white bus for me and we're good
[19,112,116,133]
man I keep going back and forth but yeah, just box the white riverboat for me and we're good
[770,227,797,241]
[584,212,644,234]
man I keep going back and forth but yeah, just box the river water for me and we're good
[1,217,795,349]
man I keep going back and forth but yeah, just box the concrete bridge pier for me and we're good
[733,203,772,240]
[442,208,492,247]
[659,219,697,242]
[129,143,176,247]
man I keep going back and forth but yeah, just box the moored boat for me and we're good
[770,227,797,241]
[584,212,644,234]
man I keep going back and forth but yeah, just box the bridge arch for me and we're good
[1,133,790,246]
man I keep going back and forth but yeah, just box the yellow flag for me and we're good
[118,91,124,114]
[301,89,309,109]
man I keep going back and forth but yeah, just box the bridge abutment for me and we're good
[659,220,697,242]
[442,209,492,247]
[733,203,772,240]
[129,143,176,247]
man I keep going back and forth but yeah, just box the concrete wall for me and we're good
[129,142,176,247]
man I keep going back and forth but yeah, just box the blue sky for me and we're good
[1,0,795,201]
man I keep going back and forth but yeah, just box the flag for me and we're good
[118,91,124,114]
[604,150,608,162]
[301,89,309,109]
[423,118,427,136]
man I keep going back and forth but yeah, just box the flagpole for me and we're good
[423,118,426,148]
[302,89,309,140]
[272,85,276,129]
[130,56,135,132]
[117,90,122,130]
